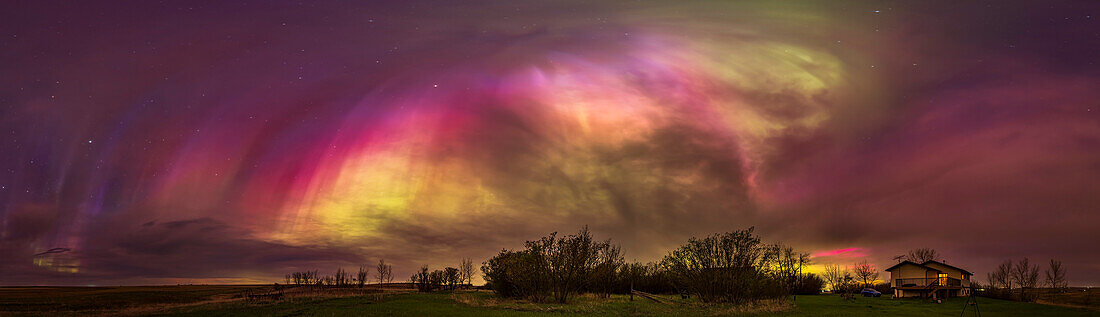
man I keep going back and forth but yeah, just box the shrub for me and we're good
[870,282,891,295]
[617,261,675,294]
[481,226,623,303]
[793,273,825,295]
[661,227,787,303]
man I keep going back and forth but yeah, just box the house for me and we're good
[885,260,972,299]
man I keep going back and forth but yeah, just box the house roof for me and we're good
[921,260,973,276]
[884,261,941,272]
[883,260,973,276]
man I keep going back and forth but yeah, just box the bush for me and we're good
[661,227,787,303]
[870,282,891,295]
[481,226,623,303]
[793,274,825,295]
[616,261,676,295]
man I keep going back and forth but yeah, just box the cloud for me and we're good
[1,1,1098,286]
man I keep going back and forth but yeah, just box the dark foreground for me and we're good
[0,286,1095,316]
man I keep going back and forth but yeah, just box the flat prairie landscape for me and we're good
[3,1,1100,317]
[1,286,1096,316]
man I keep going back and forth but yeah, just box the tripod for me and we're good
[959,286,980,317]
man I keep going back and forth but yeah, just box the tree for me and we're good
[1010,258,1040,301]
[444,267,460,290]
[841,272,856,293]
[357,266,369,288]
[766,244,810,294]
[794,273,825,295]
[852,260,878,288]
[591,242,624,298]
[482,248,551,301]
[661,227,785,303]
[293,270,317,286]
[376,259,393,286]
[823,264,846,292]
[1010,258,1039,289]
[334,268,349,287]
[1045,259,1067,290]
[544,226,603,303]
[990,260,1013,290]
[480,226,622,303]
[459,258,475,287]
[905,248,940,263]
[410,265,431,292]
[429,269,446,290]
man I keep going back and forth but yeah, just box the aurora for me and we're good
[1,1,1098,286]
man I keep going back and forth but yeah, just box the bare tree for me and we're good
[1011,258,1039,288]
[987,260,1013,290]
[1045,259,1067,290]
[376,259,393,286]
[1010,257,1040,301]
[334,268,350,287]
[592,243,624,298]
[905,248,940,263]
[357,266,369,288]
[823,264,846,292]
[852,260,878,288]
[459,257,475,287]
[293,270,318,286]
[661,227,773,303]
[766,244,810,294]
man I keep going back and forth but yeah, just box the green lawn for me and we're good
[155,292,1096,317]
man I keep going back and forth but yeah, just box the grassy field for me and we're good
[2,286,1096,316]
[0,285,256,314]
[1037,287,1100,309]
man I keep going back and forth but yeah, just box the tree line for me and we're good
[410,258,476,292]
[820,259,882,296]
[284,259,394,287]
[481,226,820,304]
[984,258,1067,302]
[277,230,1069,305]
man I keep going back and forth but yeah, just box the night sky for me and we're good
[2,1,1098,286]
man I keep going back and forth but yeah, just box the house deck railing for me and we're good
[894,277,961,288]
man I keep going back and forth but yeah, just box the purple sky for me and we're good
[1,1,1098,286]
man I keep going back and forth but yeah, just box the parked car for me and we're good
[861,288,882,297]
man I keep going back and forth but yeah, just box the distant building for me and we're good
[884,260,972,299]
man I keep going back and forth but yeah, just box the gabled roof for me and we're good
[884,261,941,272]
[921,260,973,276]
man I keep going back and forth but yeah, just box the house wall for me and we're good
[896,289,924,298]
[890,263,939,298]
[922,262,971,287]
[888,263,936,287]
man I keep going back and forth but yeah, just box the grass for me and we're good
[0,285,255,314]
[158,291,1099,316]
[784,294,1094,317]
[1,286,1095,316]
[1037,287,1100,309]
